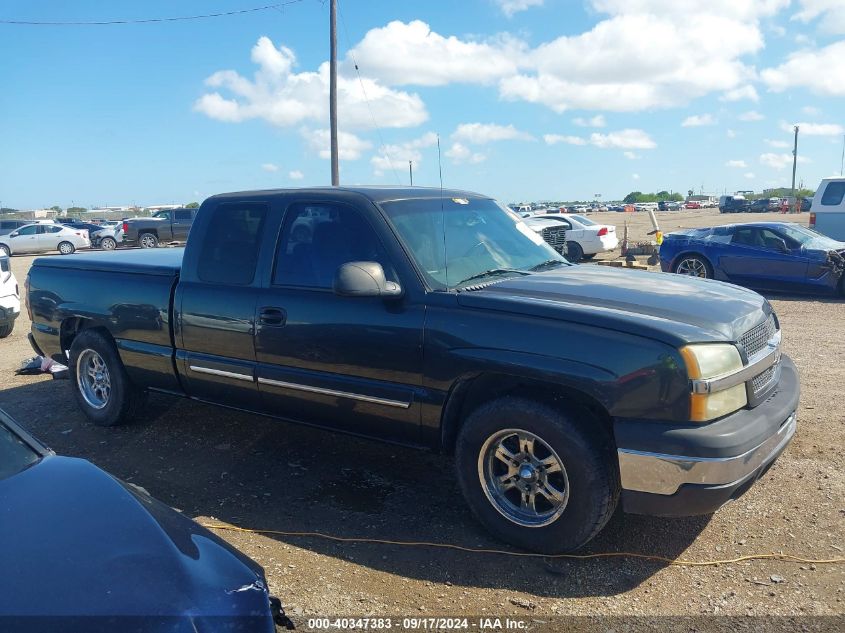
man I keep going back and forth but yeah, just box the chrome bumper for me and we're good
[618,412,796,495]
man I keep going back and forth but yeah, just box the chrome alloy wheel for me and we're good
[478,429,570,527]
[58,242,75,255]
[140,234,157,248]
[675,257,707,277]
[76,349,111,410]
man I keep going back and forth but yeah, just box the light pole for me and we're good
[329,0,339,186]
[791,125,799,213]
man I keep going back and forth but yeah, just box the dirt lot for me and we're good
[1,209,842,625]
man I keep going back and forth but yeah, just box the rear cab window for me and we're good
[196,202,268,285]
[820,182,845,206]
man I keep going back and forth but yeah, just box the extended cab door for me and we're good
[254,198,424,443]
[172,208,195,242]
[175,200,270,407]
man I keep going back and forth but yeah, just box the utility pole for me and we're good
[791,125,799,213]
[409,160,413,186]
[840,134,844,176]
[329,0,339,186]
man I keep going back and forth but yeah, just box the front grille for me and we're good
[740,315,777,359]
[541,226,567,251]
[751,364,777,396]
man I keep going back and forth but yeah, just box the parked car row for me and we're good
[523,213,619,262]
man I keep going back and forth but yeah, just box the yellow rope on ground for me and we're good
[199,523,845,567]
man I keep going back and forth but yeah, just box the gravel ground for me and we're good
[0,209,842,627]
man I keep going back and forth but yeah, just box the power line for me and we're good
[0,1,305,26]
[336,0,402,185]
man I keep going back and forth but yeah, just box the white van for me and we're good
[809,177,845,240]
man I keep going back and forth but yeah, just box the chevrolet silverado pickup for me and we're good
[26,187,799,553]
[122,207,197,248]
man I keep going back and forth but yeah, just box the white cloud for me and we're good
[194,36,427,132]
[591,0,789,21]
[371,132,438,173]
[780,120,845,135]
[573,115,606,127]
[495,0,544,17]
[791,0,845,34]
[760,152,810,169]
[452,123,534,144]
[765,138,791,148]
[289,170,304,180]
[623,151,641,159]
[738,110,765,121]
[762,41,845,96]
[727,129,737,138]
[446,142,486,164]
[802,105,821,115]
[261,163,280,172]
[726,159,748,168]
[544,134,588,146]
[348,20,524,87]
[589,129,656,149]
[720,85,760,102]
[302,128,372,160]
[745,172,756,179]
[682,114,716,127]
[632,173,640,180]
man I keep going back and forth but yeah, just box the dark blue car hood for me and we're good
[457,265,771,346]
[0,455,273,630]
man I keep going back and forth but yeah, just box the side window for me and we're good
[196,202,268,285]
[731,228,757,246]
[17,226,37,236]
[47,225,63,233]
[155,211,172,221]
[820,182,845,206]
[760,229,792,250]
[174,209,192,221]
[273,203,392,288]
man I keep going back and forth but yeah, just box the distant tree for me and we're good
[185,202,200,209]
[623,191,642,204]
[66,206,87,215]
[656,191,670,199]
[687,189,694,198]
[50,205,62,213]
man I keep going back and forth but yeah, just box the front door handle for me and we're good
[259,307,286,326]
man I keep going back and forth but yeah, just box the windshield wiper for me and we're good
[528,259,567,271]
[456,268,530,287]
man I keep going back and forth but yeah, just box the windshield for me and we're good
[778,224,844,249]
[0,423,40,482]
[380,197,566,290]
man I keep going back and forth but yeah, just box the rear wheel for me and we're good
[675,255,712,279]
[100,236,117,251]
[565,241,584,263]
[58,241,75,255]
[455,396,619,553]
[69,329,147,427]
[139,233,159,248]
[0,322,13,338]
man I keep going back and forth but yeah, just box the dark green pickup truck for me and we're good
[26,187,798,553]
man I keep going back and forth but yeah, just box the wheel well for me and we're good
[140,229,158,237]
[440,373,613,454]
[60,318,111,355]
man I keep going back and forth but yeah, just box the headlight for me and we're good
[680,344,747,422]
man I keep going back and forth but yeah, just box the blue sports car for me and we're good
[660,222,845,295]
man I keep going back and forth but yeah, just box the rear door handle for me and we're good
[259,307,286,326]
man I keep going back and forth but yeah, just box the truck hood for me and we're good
[0,455,273,629]
[457,265,771,346]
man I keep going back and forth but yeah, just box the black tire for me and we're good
[69,329,147,427]
[455,396,619,554]
[674,254,712,279]
[100,237,117,251]
[58,241,75,255]
[582,253,596,260]
[0,244,9,257]
[139,233,159,248]
[0,322,13,338]
[565,241,584,263]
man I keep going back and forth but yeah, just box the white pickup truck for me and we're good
[810,177,845,240]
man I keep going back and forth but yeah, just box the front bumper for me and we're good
[615,355,799,516]
[0,294,20,325]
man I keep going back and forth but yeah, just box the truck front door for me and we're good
[254,199,424,443]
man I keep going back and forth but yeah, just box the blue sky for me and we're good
[2,0,844,208]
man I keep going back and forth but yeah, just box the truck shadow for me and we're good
[0,380,711,599]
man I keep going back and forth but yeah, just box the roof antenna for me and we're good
[437,134,448,289]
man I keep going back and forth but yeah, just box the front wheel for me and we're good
[455,397,619,554]
[139,233,159,248]
[100,237,117,251]
[69,329,147,427]
[674,255,712,279]
[58,241,75,255]
[0,244,10,257]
